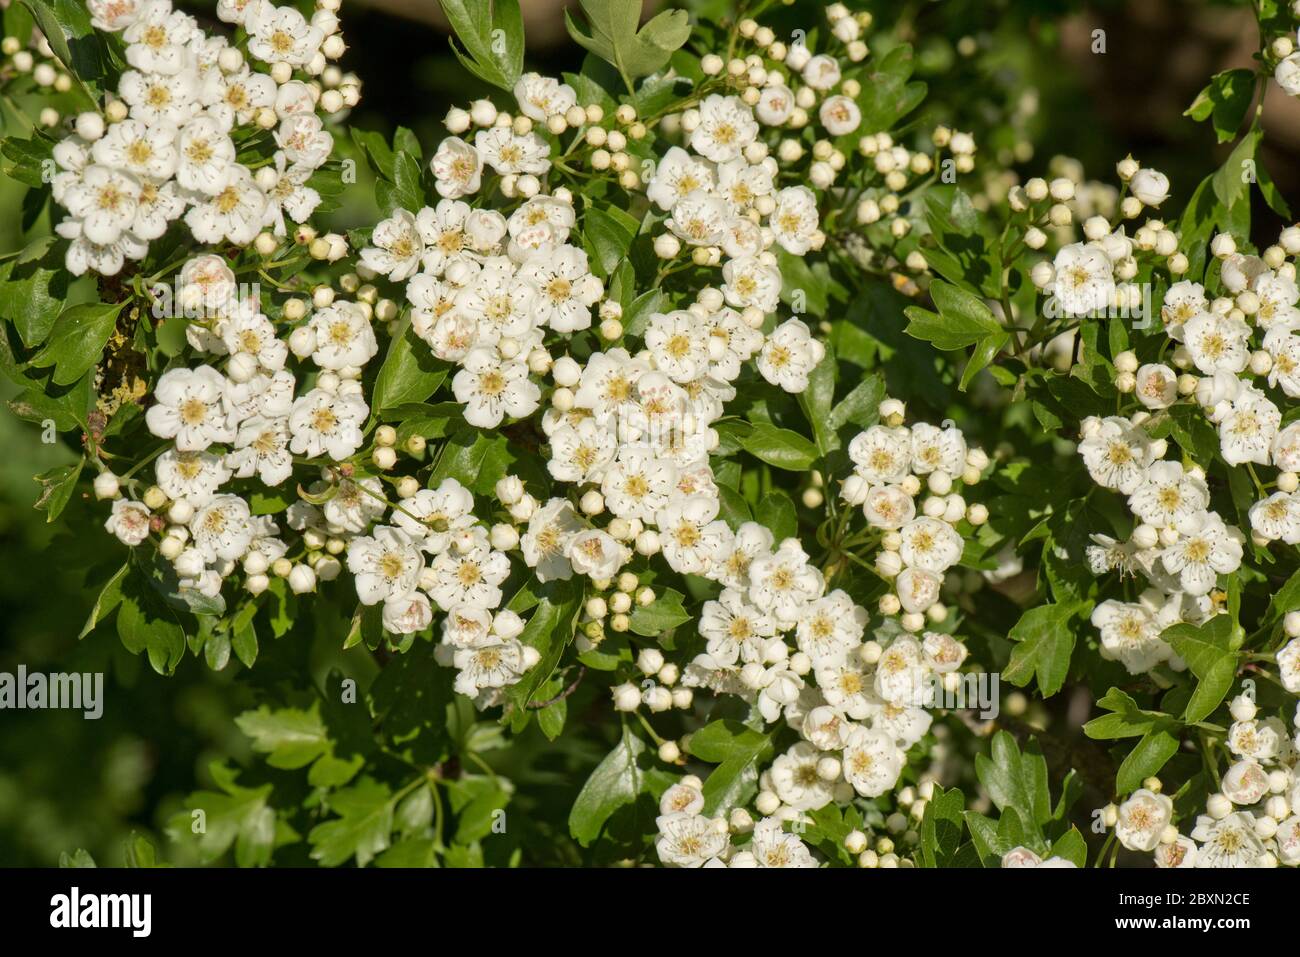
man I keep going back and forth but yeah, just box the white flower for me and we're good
[1277,638,1300,693]
[1276,52,1300,96]
[175,115,236,195]
[898,517,964,573]
[288,387,368,460]
[1190,813,1265,868]
[221,394,292,480]
[748,539,824,627]
[657,495,730,575]
[644,310,709,383]
[1134,363,1177,410]
[92,119,177,181]
[757,318,825,393]
[89,0,147,32]
[721,256,782,313]
[819,94,861,136]
[745,818,818,867]
[516,244,601,333]
[427,530,509,610]
[146,366,235,451]
[1128,461,1208,530]
[63,165,142,245]
[123,0,196,74]
[795,590,866,665]
[1183,311,1251,375]
[1154,836,1198,868]
[105,499,152,546]
[119,68,201,127]
[260,152,321,236]
[769,186,820,255]
[452,640,532,695]
[348,526,424,605]
[520,498,584,582]
[909,421,967,476]
[1129,168,1170,206]
[189,493,253,562]
[1160,511,1242,596]
[156,448,232,506]
[1115,788,1173,851]
[801,54,841,91]
[841,726,904,797]
[1092,598,1175,670]
[202,66,277,129]
[690,95,758,162]
[383,591,434,635]
[548,417,617,483]
[699,588,776,664]
[874,636,927,705]
[566,529,629,580]
[185,164,267,246]
[222,307,287,373]
[246,3,323,65]
[321,477,386,534]
[1218,389,1279,466]
[451,348,540,428]
[1249,492,1300,544]
[646,147,714,211]
[474,125,550,175]
[1078,416,1154,494]
[513,73,576,121]
[429,136,483,199]
[392,478,476,554]
[895,566,942,614]
[655,812,728,867]
[1052,243,1114,315]
[755,84,795,125]
[275,113,333,168]
[1161,280,1208,338]
[667,190,731,247]
[309,301,379,370]
[601,446,678,522]
[1273,421,1300,472]
[360,209,424,281]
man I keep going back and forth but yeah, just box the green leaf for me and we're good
[372,317,449,413]
[78,561,129,639]
[739,423,819,471]
[1116,728,1181,795]
[1002,600,1090,697]
[308,776,395,867]
[583,205,639,278]
[505,578,583,712]
[1050,827,1088,867]
[904,282,1008,390]
[975,731,1051,835]
[918,786,966,867]
[629,587,690,636]
[1212,127,1258,212]
[0,256,68,348]
[236,704,334,770]
[689,719,775,815]
[377,150,425,214]
[798,344,837,454]
[19,0,104,104]
[827,373,886,434]
[1084,688,1171,740]
[1185,69,1255,143]
[33,457,82,522]
[755,489,797,542]
[31,301,123,386]
[116,573,186,676]
[166,762,294,867]
[565,0,690,88]
[568,724,644,846]
[437,0,525,91]
[1164,617,1239,724]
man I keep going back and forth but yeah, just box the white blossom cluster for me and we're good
[1105,691,1300,867]
[841,399,990,628]
[48,0,355,276]
[1078,413,1243,674]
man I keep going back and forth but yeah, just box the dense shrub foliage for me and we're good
[3,0,1300,868]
